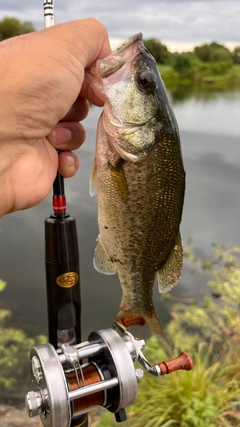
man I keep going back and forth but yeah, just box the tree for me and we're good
[143,38,170,64]
[0,17,35,41]
[171,52,195,78]
[194,43,212,62]
[232,46,240,64]
[210,46,232,62]
[194,42,232,63]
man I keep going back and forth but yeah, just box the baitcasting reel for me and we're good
[25,322,193,427]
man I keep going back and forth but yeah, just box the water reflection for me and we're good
[170,85,240,102]
[172,91,240,137]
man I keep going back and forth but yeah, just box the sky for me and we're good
[0,0,240,52]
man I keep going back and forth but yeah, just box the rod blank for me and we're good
[44,0,54,27]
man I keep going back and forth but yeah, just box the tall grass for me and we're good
[96,245,240,426]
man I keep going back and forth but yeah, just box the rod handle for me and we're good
[158,352,193,375]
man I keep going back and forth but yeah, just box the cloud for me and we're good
[0,0,239,47]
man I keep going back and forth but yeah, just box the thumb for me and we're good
[42,18,112,73]
[0,19,111,136]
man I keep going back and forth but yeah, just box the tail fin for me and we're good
[116,306,162,336]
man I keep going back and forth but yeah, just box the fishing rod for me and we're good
[28,2,87,427]
[43,0,82,352]
[25,3,194,426]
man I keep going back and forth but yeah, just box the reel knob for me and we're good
[158,352,194,375]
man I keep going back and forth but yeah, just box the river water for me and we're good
[0,91,240,341]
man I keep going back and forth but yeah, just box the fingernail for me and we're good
[52,127,72,145]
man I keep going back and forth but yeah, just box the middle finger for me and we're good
[62,96,89,122]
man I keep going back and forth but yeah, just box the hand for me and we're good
[0,18,111,217]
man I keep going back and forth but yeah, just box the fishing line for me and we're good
[66,364,104,413]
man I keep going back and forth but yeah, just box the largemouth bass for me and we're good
[85,33,185,335]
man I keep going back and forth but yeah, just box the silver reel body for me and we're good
[25,322,193,427]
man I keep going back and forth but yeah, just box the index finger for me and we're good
[43,18,112,81]
[80,79,105,107]
[41,19,111,108]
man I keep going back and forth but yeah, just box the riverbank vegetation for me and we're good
[1,17,239,94]
[0,279,46,399]
[1,244,240,424]
[144,38,240,92]
[1,244,240,425]
[96,244,240,426]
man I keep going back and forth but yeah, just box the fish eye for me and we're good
[137,71,155,91]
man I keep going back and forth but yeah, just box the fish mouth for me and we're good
[85,33,146,101]
[100,33,143,78]
[117,33,143,53]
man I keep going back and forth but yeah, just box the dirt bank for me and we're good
[0,403,42,427]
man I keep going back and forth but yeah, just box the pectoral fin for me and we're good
[158,231,183,293]
[93,235,117,275]
[108,161,129,201]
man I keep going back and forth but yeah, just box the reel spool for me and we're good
[25,322,193,427]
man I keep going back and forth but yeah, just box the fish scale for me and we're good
[85,33,185,335]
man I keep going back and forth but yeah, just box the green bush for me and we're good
[0,280,47,396]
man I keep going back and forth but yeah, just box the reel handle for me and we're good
[158,352,193,375]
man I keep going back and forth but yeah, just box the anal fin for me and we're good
[158,231,183,293]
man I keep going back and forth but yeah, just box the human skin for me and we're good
[0,18,111,217]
